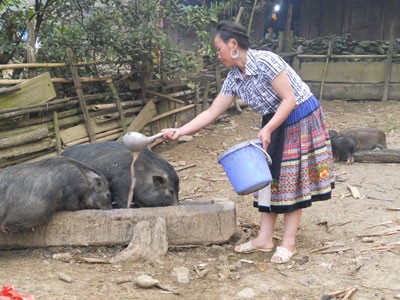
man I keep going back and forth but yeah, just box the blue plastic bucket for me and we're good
[218,139,272,195]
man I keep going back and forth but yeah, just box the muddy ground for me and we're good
[1,100,400,300]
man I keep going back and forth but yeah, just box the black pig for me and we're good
[331,136,356,164]
[338,127,387,150]
[61,141,179,208]
[328,129,338,139]
[0,156,111,234]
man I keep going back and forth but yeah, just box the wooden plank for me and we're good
[0,72,56,109]
[117,100,157,140]
[299,61,387,83]
[306,82,400,100]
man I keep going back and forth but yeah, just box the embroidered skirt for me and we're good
[254,96,334,214]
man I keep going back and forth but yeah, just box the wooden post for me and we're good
[319,40,333,100]
[382,22,396,102]
[107,79,126,134]
[235,7,244,23]
[66,48,96,142]
[53,111,62,155]
[247,0,258,35]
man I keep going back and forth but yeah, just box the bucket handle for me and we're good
[249,142,272,165]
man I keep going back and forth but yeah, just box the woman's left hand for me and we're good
[258,127,272,150]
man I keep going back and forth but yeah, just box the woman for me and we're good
[163,21,334,264]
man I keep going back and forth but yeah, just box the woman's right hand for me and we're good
[162,128,181,141]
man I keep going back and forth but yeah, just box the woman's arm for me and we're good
[164,93,236,140]
[258,70,297,149]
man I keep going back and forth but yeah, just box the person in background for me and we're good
[264,26,277,40]
[163,21,334,264]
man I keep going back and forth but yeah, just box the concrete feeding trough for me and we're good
[0,200,236,249]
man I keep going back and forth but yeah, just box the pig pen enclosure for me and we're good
[1,38,400,299]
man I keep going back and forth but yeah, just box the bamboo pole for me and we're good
[0,127,49,149]
[66,48,96,142]
[0,76,120,85]
[0,138,55,159]
[382,22,396,101]
[168,89,194,98]
[146,90,185,105]
[92,100,143,111]
[0,150,57,168]
[0,86,21,95]
[0,60,131,70]
[235,7,244,23]
[94,107,141,123]
[65,128,123,147]
[149,104,196,123]
[319,40,333,100]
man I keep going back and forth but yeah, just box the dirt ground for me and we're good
[1,100,400,300]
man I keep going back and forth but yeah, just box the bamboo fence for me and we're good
[0,49,224,168]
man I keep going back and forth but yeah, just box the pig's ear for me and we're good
[152,175,166,188]
[95,177,103,187]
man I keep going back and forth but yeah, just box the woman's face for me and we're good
[214,34,235,68]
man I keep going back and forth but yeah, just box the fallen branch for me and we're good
[324,285,358,299]
[175,164,197,172]
[194,174,227,182]
[316,247,352,254]
[366,219,400,229]
[357,224,400,237]
[360,241,400,253]
[342,286,358,300]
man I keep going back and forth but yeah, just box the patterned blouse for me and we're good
[220,49,313,115]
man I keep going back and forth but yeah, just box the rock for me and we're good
[172,266,190,284]
[58,272,73,283]
[134,275,160,288]
[236,288,256,299]
[177,135,193,143]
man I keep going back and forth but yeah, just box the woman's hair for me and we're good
[216,21,250,49]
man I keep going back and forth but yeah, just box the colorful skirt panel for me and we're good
[254,96,334,214]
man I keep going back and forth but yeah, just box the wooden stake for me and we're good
[53,111,62,155]
[319,40,333,100]
[107,79,126,134]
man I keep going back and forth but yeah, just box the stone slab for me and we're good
[0,200,236,249]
